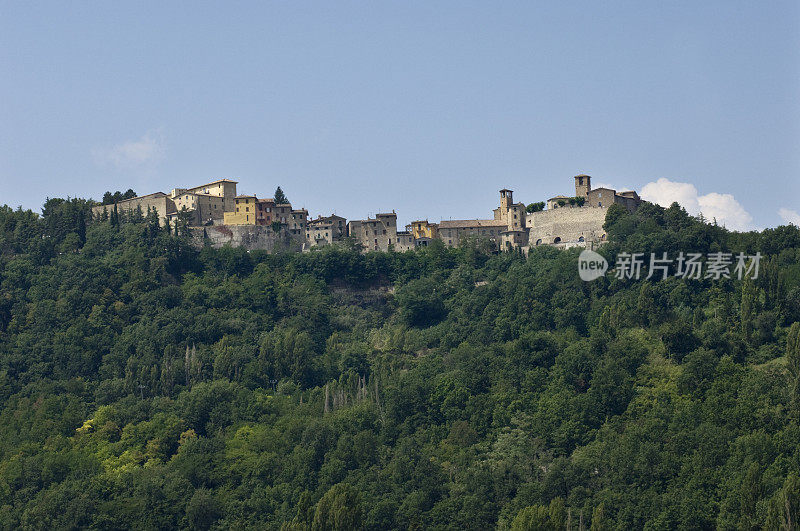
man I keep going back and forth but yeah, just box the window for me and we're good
[598,202,602,207]
[246,207,249,212]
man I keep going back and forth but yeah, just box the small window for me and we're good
[598,202,602,207]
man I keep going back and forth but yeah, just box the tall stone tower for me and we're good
[574,174,591,198]
[499,189,513,210]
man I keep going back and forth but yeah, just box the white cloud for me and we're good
[93,129,165,169]
[779,207,800,226]
[640,177,754,231]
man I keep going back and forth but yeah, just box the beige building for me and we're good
[395,230,416,251]
[91,192,176,226]
[306,215,347,248]
[438,218,509,247]
[493,189,527,231]
[169,179,238,225]
[289,209,309,237]
[348,212,398,251]
[272,204,292,225]
[526,174,641,250]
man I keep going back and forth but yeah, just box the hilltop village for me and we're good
[91,174,641,252]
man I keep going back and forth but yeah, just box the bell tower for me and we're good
[499,189,513,210]
[574,174,591,198]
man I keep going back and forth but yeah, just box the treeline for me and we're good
[0,199,799,529]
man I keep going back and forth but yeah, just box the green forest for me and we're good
[1,198,799,530]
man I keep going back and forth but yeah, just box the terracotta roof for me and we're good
[439,219,508,229]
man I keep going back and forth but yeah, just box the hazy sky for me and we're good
[1,1,799,230]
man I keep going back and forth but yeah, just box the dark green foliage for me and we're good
[274,187,288,205]
[526,202,545,213]
[102,189,137,205]
[0,198,799,528]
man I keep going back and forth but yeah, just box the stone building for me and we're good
[289,209,309,237]
[273,204,292,225]
[526,174,641,250]
[348,212,398,252]
[169,179,238,225]
[394,229,416,251]
[253,198,272,225]
[306,215,347,248]
[438,218,509,247]
[91,192,176,226]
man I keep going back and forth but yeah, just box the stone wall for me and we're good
[526,206,608,247]
[189,225,301,251]
[91,193,175,226]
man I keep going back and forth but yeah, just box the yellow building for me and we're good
[410,220,438,239]
[223,195,258,225]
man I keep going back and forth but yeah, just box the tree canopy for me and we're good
[0,197,798,528]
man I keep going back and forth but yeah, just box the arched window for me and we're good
[553,237,561,244]
[578,236,585,242]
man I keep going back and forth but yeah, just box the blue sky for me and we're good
[1,1,799,230]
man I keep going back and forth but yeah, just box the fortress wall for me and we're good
[526,206,608,245]
[92,195,175,226]
[189,225,297,251]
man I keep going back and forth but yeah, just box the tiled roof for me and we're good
[186,179,238,190]
[438,219,508,229]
